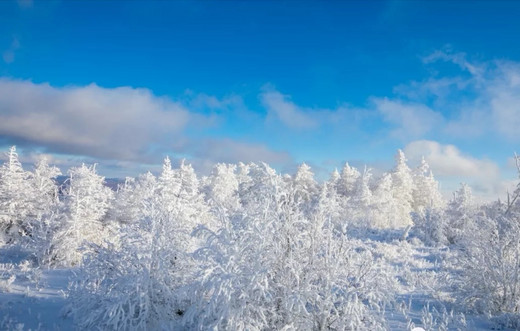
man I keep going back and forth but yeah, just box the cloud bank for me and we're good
[0,79,290,172]
[0,79,193,161]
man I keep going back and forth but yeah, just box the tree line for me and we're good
[1,145,520,329]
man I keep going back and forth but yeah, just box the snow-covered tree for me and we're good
[337,162,360,198]
[27,157,61,252]
[45,164,114,266]
[157,156,181,211]
[292,163,319,217]
[109,172,157,225]
[179,159,216,232]
[351,166,373,225]
[445,183,475,244]
[391,150,414,227]
[370,173,396,228]
[31,157,61,220]
[71,158,213,329]
[0,146,34,243]
[328,168,340,189]
[412,157,444,213]
[204,163,239,213]
[185,162,290,329]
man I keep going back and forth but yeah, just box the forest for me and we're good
[1,145,520,330]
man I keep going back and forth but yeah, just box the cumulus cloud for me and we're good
[373,98,443,139]
[403,140,514,199]
[0,78,195,161]
[404,140,499,178]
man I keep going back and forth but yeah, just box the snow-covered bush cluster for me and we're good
[2,145,520,329]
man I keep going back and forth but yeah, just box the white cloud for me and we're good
[0,79,294,176]
[418,51,520,140]
[261,89,317,129]
[404,140,498,178]
[404,140,514,199]
[0,78,195,161]
[422,49,484,77]
[486,61,520,140]
[260,87,363,131]
[373,98,443,139]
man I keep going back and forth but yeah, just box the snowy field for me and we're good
[1,146,520,330]
[0,234,509,330]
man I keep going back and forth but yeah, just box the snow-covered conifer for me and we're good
[391,150,414,227]
[0,146,34,243]
[177,159,215,231]
[204,163,240,213]
[445,183,474,244]
[337,162,360,198]
[370,173,396,228]
[328,168,340,188]
[412,157,444,213]
[27,156,61,252]
[45,164,114,266]
[109,172,157,224]
[292,163,319,216]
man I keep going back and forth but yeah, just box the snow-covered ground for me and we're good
[0,247,73,330]
[0,234,511,330]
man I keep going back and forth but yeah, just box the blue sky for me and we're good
[1,0,520,198]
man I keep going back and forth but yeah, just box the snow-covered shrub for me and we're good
[183,164,396,330]
[70,158,212,330]
[454,203,520,318]
[451,157,520,325]
[417,303,466,331]
[70,202,194,330]
[412,208,447,246]
[444,183,475,245]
